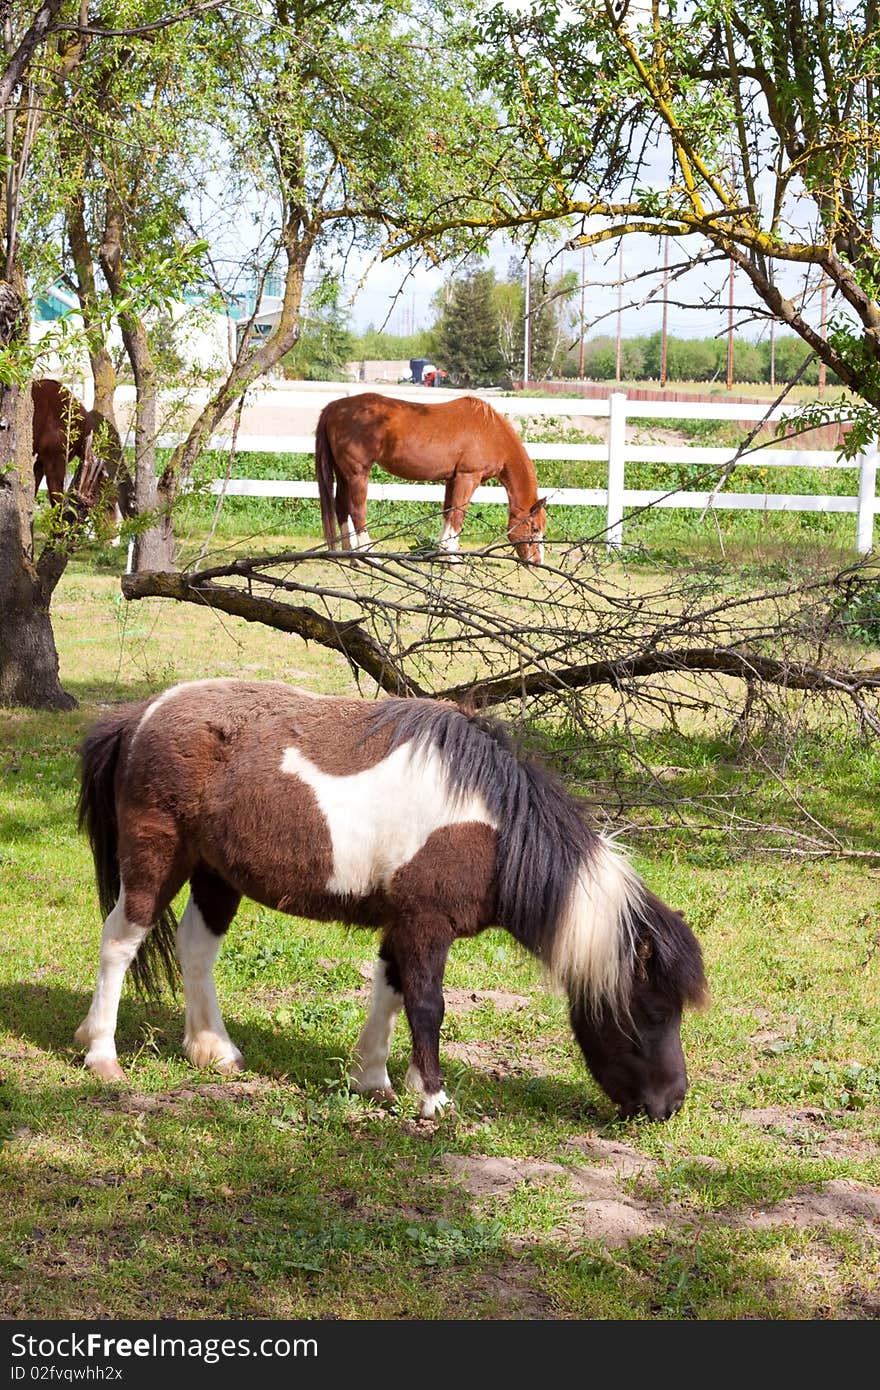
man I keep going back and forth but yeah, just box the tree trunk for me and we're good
[66,192,131,511]
[100,207,174,571]
[0,380,75,710]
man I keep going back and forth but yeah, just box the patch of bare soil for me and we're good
[87,1077,277,1117]
[344,974,534,1013]
[737,1181,880,1236]
[742,1105,880,1161]
[443,988,532,1014]
[442,1133,880,1252]
[460,1261,556,1319]
[442,1152,664,1247]
[443,1036,555,1080]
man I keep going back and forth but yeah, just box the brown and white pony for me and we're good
[75,680,707,1120]
[315,392,547,564]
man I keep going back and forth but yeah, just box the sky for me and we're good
[342,228,831,348]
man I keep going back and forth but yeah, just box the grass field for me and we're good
[2,501,879,1320]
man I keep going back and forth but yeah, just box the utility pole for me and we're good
[523,255,531,385]
[818,275,828,396]
[726,258,735,390]
[578,245,586,380]
[659,237,670,388]
[614,241,623,384]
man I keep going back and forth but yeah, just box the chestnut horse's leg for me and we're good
[345,472,372,552]
[350,949,403,1099]
[177,867,243,1073]
[334,474,353,550]
[74,890,152,1081]
[439,474,479,559]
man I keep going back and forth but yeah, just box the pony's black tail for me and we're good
[77,704,180,997]
[314,408,339,547]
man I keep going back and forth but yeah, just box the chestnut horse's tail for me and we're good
[315,407,340,547]
[77,705,180,997]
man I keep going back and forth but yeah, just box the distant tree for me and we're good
[581,334,645,381]
[282,284,354,381]
[430,268,505,386]
[497,260,579,380]
[351,327,433,360]
[768,335,822,386]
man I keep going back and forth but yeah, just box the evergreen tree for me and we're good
[431,268,505,386]
[282,285,354,381]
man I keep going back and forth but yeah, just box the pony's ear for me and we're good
[636,936,652,980]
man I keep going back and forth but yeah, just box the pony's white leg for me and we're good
[352,527,373,552]
[177,893,243,1073]
[74,890,148,1081]
[110,503,123,548]
[350,959,403,1096]
[404,1064,451,1119]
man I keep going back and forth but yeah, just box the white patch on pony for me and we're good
[548,835,645,1014]
[74,888,149,1078]
[132,677,238,744]
[350,959,403,1093]
[279,740,497,897]
[352,527,372,551]
[535,537,545,565]
[177,894,243,1072]
[405,1063,451,1118]
[343,517,357,548]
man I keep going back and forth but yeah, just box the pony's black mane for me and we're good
[366,698,596,963]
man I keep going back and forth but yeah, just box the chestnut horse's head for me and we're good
[508,498,547,565]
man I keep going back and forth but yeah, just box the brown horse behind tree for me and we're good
[32,378,130,521]
[315,392,547,563]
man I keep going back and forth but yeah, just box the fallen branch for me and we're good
[121,564,880,721]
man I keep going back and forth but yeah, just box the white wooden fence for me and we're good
[90,384,880,553]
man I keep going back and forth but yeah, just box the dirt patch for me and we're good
[739,1181,880,1237]
[443,988,532,1014]
[443,1037,554,1079]
[442,1141,880,1252]
[741,1105,879,1161]
[463,1260,557,1318]
[87,1078,278,1117]
[442,1151,666,1247]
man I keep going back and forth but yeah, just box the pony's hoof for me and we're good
[417,1090,453,1120]
[370,1085,396,1103]
[185,1034,244,1072]
[213,1054,245,1075]
[86,1057,127,1082]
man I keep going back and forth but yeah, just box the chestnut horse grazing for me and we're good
[315,392,547,563]
[32,378,129,525]
[76,680,706,1119]
[32,378,99,504]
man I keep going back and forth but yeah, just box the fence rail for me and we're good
[73,384,879,552]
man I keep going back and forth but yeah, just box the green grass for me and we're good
[2,533,879,1320]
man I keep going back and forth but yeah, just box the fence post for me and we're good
[856,439,878,555]
[606,390,627,549]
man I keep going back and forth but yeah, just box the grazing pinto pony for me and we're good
[75,680,706,1120]
[315,392,547,564]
